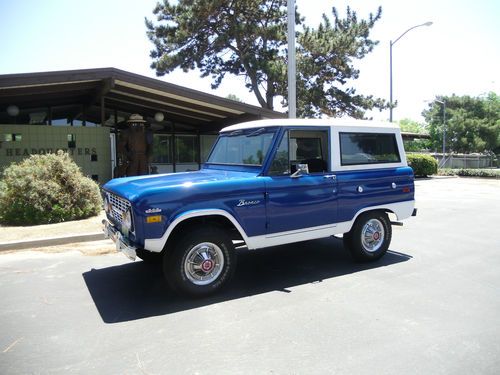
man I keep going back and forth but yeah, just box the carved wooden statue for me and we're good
[115,114,153,177]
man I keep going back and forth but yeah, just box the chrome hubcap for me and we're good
[184,242,224,285]
[361,219,385,252]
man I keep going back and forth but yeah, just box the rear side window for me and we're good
[340,132,400,166]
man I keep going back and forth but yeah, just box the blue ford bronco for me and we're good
[103,119,416,297]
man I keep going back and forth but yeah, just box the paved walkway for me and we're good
[0,212,107,251]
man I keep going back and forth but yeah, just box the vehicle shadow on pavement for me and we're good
[82,237,411,323]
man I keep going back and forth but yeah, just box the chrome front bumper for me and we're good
[102,219,137,261]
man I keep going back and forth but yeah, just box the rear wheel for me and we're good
[344,211,392,262]
[164,226,236,297]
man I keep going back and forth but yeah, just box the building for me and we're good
[0,68,284,183]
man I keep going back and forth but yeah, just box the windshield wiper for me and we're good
[228,130,244,137]
[247,128,267,137]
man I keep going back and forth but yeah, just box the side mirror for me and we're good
[291,163,309,178]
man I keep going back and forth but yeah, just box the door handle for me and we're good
[323,174,336,180]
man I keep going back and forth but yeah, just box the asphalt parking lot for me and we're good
[1,177,499,374]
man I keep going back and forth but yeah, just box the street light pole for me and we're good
[389,21,433,122]
[390,41,393,121]
[435,99,447,162]
[287,0,296,119]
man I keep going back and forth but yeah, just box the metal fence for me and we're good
[430,153,498,169]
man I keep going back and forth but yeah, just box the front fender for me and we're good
[144,209,251,253]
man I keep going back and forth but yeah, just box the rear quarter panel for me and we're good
[336,166,415,222]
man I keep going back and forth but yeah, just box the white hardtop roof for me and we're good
[221,118,400,133]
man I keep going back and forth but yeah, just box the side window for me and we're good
[340,132,401,165]
[268,129,330,175]
[291,130,329,173]
[292,138,323,161]
[269,131,290,175]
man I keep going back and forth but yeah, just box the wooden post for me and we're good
[100,96,105,127]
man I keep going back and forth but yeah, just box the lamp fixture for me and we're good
[154,112,164,122]
[6,105,20,117]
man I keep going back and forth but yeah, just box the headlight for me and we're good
[122,209,134,232]
[103,195,111,214]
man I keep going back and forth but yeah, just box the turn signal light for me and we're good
[146,215,162,223]
[402,187,411,193]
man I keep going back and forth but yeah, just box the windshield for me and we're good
[207,128,277,166]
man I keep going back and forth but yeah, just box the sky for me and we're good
[0,0,499,122]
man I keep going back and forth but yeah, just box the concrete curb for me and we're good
[0,233,104,252]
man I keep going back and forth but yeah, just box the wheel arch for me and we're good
[345,201,414,233]
[347,208,388,231]
[144,209,250,253]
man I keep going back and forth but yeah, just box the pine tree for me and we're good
[146,0,388,118]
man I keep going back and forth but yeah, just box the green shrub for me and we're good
[437,168,500,178]
[406,153,438,177]
[437,168,456,176]
[0,151,102,225]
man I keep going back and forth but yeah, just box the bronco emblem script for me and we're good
[237,199,261,207]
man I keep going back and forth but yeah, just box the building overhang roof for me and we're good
[0,67,285,130]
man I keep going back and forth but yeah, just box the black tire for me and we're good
[136,248,162,264]
[343,211,392,262]
[163,226,236,297]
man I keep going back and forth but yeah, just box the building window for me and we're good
[51,104,81,126]
[200,134,217,163]
[3,134,22,142]
[29,111,47,125]
[67,134,76,148]
[176,135,199,163]
[152,134,172,163]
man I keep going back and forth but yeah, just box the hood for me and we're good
[103,169,259,202]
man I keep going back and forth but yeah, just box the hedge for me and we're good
[0,151,102,225]
[406,153,438,177]
[437,168,500,178]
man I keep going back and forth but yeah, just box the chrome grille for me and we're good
[107,193,131,224]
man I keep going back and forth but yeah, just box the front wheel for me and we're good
[343,211,392,262]
[164,226,236,297]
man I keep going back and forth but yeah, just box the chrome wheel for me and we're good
[361,219,385,252]
[184,242,224,286]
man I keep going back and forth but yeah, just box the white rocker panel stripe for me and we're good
[247,200,415,249]
[144,200,415,253]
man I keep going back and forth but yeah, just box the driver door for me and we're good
[264,128,338,234]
